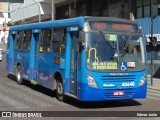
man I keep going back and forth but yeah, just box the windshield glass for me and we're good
[85,32,146,72]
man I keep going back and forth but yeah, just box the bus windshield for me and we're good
[85,32,146,72]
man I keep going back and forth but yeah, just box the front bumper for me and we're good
[77,82,147,101]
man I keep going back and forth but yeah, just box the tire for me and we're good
[56,79,65,101]
[16,65,23,85]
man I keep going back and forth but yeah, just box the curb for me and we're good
[148,85,160,91]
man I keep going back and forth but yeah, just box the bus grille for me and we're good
[100,75,136,82]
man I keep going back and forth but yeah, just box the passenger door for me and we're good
[68,31,79,96]
[32,29,41,81]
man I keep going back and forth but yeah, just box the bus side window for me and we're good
[52,28,66,54]
[23,30,31,50]
[40,29,51,52]
[16,31,23,50]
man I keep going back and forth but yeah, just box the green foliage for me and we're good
[6,22,13,27]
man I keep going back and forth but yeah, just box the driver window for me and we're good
[126,40,137,54]
[121,40,139,62]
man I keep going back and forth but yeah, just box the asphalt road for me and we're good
[0,54,160,120]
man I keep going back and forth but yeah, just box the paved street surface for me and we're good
[0,53,160,120]
[0,43,6,53]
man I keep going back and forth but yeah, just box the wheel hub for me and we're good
[58,83,63,95]
[17,71,21,81]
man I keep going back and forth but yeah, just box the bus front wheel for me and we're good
[16,65,23,85]
[56,79,65,101]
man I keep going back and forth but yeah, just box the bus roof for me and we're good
[10,16,138,31]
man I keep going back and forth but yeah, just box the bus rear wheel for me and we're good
[56,79,65,101]
[16,65,23,85]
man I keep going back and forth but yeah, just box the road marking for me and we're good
[0,93,29,109]
[6,82,68,106]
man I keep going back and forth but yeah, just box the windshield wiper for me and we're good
[99,31,115,49]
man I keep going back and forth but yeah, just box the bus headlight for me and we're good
[86,74,98,88]
[139,74,147,86]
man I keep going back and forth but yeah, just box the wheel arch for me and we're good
[16,62,23,84]
[52,71,63,90]
[17,62,21,67]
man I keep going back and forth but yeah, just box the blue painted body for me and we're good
[6,17,147,101]
[136,16,160,60]
[77,69,147,101]
[136,16,160,34]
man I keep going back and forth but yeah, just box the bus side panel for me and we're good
[37,53,65,89]
[6,46,10,72]
[7,34,15,73]
[37,53,51,87]
[23,51,30,79]
[14,50,30,80]
[6,50,9,72]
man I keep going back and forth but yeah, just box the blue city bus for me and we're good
[6,17,147,101]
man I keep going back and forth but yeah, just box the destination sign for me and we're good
[92,62,118,70]
[112,24,132,31]
[89,21,139,32]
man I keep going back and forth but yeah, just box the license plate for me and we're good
[113,91,124,96]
